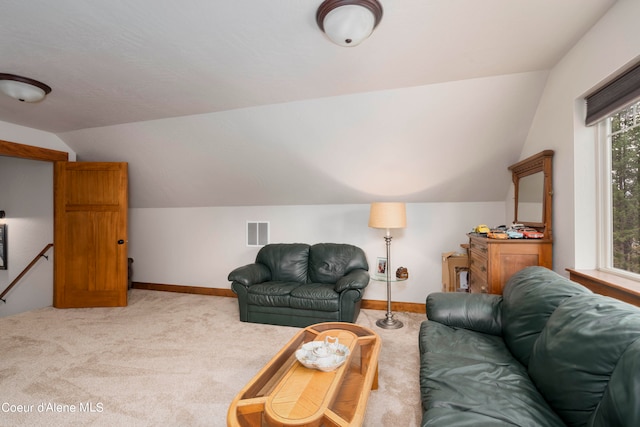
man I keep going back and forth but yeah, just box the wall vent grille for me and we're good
[247,221,269,247]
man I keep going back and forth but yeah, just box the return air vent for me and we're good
[247,221,269,247]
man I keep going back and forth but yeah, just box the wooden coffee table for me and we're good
[227,322,381,427]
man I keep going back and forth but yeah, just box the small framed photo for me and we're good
[376,257,387,275]
[0,224,6,270]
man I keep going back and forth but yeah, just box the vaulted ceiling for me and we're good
[0,0,617,207]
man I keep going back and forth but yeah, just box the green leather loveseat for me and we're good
[419,266,640,427]
[228,243,370,328]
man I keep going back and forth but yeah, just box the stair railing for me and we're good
[0,243,53,303]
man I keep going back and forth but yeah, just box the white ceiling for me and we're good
[0,0,617,207]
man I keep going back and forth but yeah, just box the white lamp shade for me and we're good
[368,202,407,229]
[322,4,376,47]
[0,80,47,102]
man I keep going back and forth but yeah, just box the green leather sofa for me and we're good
[419,266,640,427]
[228,243,370,328]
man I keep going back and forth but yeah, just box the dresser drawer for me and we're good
[469,240,488,270]
[469,254,489,293]
[469,274,489,293]
[469,235,489,293]
[469,238,488,255]
[469,253,487,276]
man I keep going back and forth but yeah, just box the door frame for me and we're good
[0,139,69,162]
[1,138,70,299]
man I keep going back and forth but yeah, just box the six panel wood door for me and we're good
[54,162,128,308]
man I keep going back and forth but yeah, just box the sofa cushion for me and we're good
[426,293,503,336]
[419,321,564,427]
[501,266,591,366]
[256,243,309,283]
[589,339,640,426]
[419,320,514,364]
[289,283,340,312]
[528,294,640,427]
[247,282,300,307]
[421,408,544,427]
[308,243,368,284]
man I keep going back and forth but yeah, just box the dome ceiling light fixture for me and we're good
[316,0,384,47]
[0,73,52,103]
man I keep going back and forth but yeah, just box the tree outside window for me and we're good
[609,101,640,274]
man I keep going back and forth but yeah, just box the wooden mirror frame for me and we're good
[508,150,554,240]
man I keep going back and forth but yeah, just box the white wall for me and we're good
[59,71,545,209]
[0,157,54,317]
[0,120,77,160]
[129,202,505,304]
[0,120,75,317]
[520,0,640,274]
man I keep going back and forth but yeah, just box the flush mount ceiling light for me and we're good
[316,0,383,47]
[0,73,52,103]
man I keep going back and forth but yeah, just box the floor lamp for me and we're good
[368,202,406,329]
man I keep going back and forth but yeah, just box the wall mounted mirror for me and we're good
[517,173,544,223]
[508,150,554,239]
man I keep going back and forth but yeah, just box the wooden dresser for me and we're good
[467,150,554,294]
[468,233,553,294]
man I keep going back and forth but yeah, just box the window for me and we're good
[597,100,640,277]
[587,61,640,279]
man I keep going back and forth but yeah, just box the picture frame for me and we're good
[376,257,387,275]
[0,224,6,270]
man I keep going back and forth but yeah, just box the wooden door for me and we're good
[54,162,128,308]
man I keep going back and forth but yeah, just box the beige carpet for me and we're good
[0,290,424,426]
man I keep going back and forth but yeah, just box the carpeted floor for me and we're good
[0,290,424,426]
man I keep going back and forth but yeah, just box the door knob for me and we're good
[117,240,125,245]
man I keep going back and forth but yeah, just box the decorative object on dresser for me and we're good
[468,150,554,294]
[368,202,407,329]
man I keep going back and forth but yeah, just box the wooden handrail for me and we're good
[0,243,53,303]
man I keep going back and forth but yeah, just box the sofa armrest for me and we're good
[227,263,271,287]
[335,269,370,292]
[426,292,503,336]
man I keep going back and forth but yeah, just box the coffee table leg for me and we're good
[371,363,379,390]
[360,344,379,391]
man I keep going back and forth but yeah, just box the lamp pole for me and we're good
[368,202,406,330]
[376,230,403,329]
